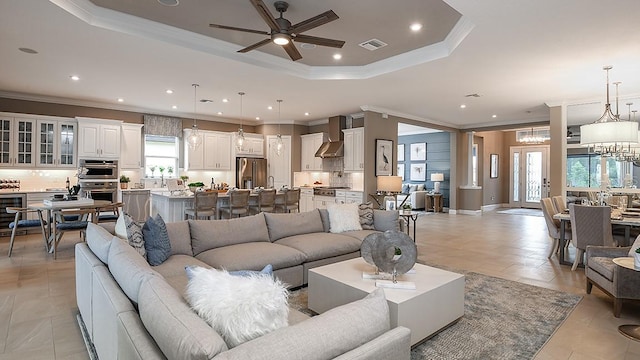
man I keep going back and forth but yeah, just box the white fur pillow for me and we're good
[327,203,363,233]
[184,266,289,348]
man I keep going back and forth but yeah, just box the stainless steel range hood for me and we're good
[315,115,346,158]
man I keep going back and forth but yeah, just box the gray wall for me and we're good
[398,132,451,207]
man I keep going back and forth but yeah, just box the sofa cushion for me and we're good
[152,254,211,278]
[373,210,400,232]
[86,222,115,264]
[185,266,289,348]
[189,213,270,255]
[196,242,306,272]
[107,237,159,304]
[275,233,362,262]
[327,203,362,233]
[589,257,616,281]
[264,210,324,241]
[342,229,379,242]
[142,214,172,266]
[214,288,390,360]
[138,276,228,359]
[358,202,375,230]
[164,221,193,256]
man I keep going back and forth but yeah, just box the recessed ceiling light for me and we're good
[255,117,260,120]
[300,43,316,49]
[70,75,80,81]
[172,105,178,109]
[166,89,173,94]
[410,23,423,32]
[460,104,466,109]
[222,98,229,103]
[492,114,497,118]
[19,47,38,54]
[267,106,273,110]
[304,112,310,116]
[217,111,223,115]
[157,0,179,6]
[117,98,124,102]
[333,53,342,60]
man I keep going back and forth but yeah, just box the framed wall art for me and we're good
[410,142,426,161]
[490,153,499,178]
[375,139,393,176]
[410,163,426,181]
[397,163,405,180]
[397,144,405,161]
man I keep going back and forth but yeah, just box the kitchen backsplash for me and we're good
[1,169,79,191]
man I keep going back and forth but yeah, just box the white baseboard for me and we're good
[481,204,503,212]
[456,209,482,216]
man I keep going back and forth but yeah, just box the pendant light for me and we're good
[275,99,284,156]
[236,92,245,150]
[186,84,203,149]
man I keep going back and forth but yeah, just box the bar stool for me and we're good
[275,188,300,213]
[185,191,218,220]
[6,207,47,257]
[249,189,276,214]
[95,202,124,223]
[219,189,250,219]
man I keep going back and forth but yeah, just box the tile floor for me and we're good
[0,210,639,359]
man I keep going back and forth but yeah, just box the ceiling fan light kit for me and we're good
[209,0,345,61]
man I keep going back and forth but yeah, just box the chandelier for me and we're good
[517,127,548,145]
[275,99,284,156]
[186,83,203,150]
[580,66,638,158]
[235,92,245,151]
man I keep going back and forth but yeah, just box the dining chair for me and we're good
[249,189,276,214]
[275,188,300,213]
[95,202,124,223]
[569,204,615,271]
[219,189,250,219]
[552,196,568,213]
[52,208,96,259]
[185,191,218,220]
[6,207,48,257]
[540,198,572,259]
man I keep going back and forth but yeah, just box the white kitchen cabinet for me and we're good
[335,190,364,205]
[0,116,36,168]
[184,130,231,170]
[35,119,77,168]
[120,123,144,169]
[77,118,122,159]
[301,133,327,171]
[314,195,336,209]
[299,187,314,212]
[235,134,264,157]
[343,128,364,172]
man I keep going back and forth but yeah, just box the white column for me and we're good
[467,131,475,187]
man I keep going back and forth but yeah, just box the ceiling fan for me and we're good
[209,0,345,61]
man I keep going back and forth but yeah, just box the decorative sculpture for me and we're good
[361,230,417,286]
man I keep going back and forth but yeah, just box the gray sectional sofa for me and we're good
[76,208,411,360]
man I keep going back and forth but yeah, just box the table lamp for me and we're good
[377,176,402,210]
[431,173,444,193]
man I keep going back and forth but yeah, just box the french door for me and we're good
[509,146,549,209]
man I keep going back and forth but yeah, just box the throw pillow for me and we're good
[409,184,418,192]
[327,203,363,233]
[629,234,640,257]
[123,213,146,259]
[402,183,410,194]
[142,214,172,266]
[115,213,127,240]
[229,264,273,277]
[358,202,375,230]
[184,266,289,348]
[417,184,426,191]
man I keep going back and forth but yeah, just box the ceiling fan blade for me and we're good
[237,38,272,53]
[291,10,339,34]
[282,42,302,61]
[250,0,281,32]
[294,34,345,48]
[209,23,269,36]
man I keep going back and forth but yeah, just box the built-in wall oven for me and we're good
[78,159,118,180]
[0,192,26,236]
[79,181,118,203]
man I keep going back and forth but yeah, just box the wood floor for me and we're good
[0,210,639,359]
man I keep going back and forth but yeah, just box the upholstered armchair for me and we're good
[585,245,640,317]
[396,184,426,210]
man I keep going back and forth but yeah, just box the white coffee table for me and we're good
[308,257,465,346]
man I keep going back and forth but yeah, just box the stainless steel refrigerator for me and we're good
[236,157,268,189]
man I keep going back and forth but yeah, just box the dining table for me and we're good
[553,209,640,266]
[28,199,112,253]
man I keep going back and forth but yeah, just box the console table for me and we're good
[425,193,443,212]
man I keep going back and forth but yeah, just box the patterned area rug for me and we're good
[289,270,581,360]
[496,208,544,217]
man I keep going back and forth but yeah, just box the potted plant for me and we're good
[119,175,130,189]
[402,203,412,214]
[149,165,156,178]
[168,166,174,177]
[188,181,204,193]
[180,175,189,187]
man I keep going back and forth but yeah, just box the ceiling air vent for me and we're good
[359,39,388,51]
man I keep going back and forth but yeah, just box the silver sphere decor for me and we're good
[361,230,417,283]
